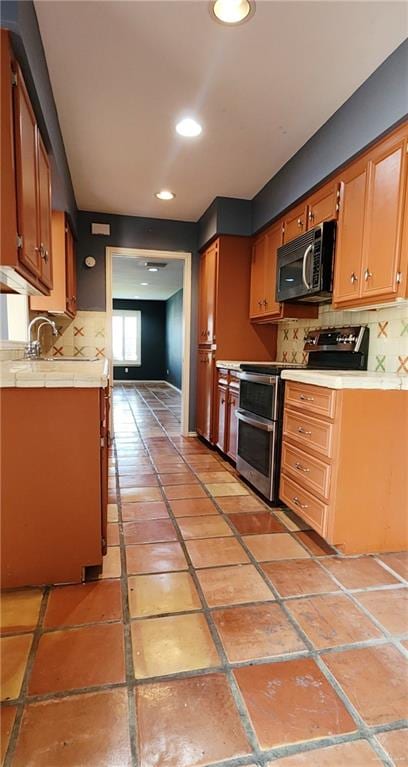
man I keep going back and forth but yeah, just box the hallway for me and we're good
[1,382,407,766]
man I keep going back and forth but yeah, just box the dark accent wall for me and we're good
[252,39,408,233]
[1,1,77,228]
[112,299,166,381]
[198,197,252,249]
[165,290,183,390]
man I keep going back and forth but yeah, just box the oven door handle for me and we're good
[236,410,275,432]
[239,372,278,385]
[302,243,313,290]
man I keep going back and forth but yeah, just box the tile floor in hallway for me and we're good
[1,381,408,766]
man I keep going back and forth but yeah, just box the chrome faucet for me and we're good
[25,316,58,359]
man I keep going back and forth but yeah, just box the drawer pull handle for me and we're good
[295,462,310,473]
[293,495,308,510]
[299,394,314,401]
[298,427,312,435]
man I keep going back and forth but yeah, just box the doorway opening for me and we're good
[105,247,192,436]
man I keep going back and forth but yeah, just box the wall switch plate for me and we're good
[91,223,110,235]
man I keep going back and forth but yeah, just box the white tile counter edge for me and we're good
[281,369,408,390]
[0,358,109,388]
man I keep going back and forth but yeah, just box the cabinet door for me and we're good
[100,387,110,555]
[227,389,239,462]
[360,137,407,300]
[282,202,308,243]
[198,242,218,344]
[196,350,214,442]
[332,161,367,306]
[37,132,53,289]
[249,235,266,318]
[13,64,40,279]
[307,182,339,229]
[216,385,228,452]
[65,220,77,316]
[263,221,283,316]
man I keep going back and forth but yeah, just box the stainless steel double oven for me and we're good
[236,368,284,503]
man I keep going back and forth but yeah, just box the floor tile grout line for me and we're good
[121,384,263,761]
[3,586,50,767]
[112,423,139,767]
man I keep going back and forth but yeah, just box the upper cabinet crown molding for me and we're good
[0,30,53,296]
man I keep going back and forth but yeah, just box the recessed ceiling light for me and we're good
[176,118,202,137]
[133,295,140,298]
[155,190,175,200]
[148,267,158,272]
[211,0,254,24]
[140,282,149,286]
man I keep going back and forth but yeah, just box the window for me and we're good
[112,310,141,365]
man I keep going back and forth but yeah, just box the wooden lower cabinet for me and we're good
[215,369,240,461]
[280,381,408,554]
[1,386,109,587]
[196,349,215,442]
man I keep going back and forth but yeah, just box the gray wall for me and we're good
[165,290,183,390]
[112,299,166,382]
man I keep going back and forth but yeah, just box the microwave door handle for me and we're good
[302,243,313,290]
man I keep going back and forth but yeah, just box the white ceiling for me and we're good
[112,255,184,300]
[35,1,407,221]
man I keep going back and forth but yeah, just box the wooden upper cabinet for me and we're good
[360,136,407,300]
[332,160,367,306]
[263,221,283,316]
[37,132,53,289]
[282,202,308,243]
[307,182,339,229]
[249,235,266,317]
[198,241,218,345]
[65,220,77,317]
[13,63,41,280]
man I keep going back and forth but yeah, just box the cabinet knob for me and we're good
[298,426,312,435]
[221,398,225,404]
[258,300,262,308]
[294,462,310,473]
[297,218,304,228]
[350,272,358,284]
[364,268,373,281]
[308,210,314,223]
[292,495,308,510]
[263,299,268,307]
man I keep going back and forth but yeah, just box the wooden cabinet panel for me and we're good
[282,202,308,243]
[360,137,406,300]
[332,162,367,306]
[65,220,77,316]
[13,63,40,279]
[307,182,339,228]
[285,381,336,420]
[281,441,331,500]
[196,350,214,442]
[249,235,266,318]
[198,242,217,344]
[37,133,53,289]
[283,408,335,459]
[216,384,228,452]
[280,473,328,537]
[100,386,110,555]
[263,222,282,316]
[227,388,239,462]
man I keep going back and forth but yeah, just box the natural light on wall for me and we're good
[0,295,28,342]
[112,310,141,364]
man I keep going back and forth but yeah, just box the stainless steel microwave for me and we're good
[276,221,336,303]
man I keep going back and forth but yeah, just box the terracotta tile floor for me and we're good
[1,381,407,766]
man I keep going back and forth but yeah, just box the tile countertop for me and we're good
[281,369,408,391]
[0,358,109,388]
[216,360,277,371]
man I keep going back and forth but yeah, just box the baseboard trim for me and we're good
[165,380,182,393]
[187,431,197,437]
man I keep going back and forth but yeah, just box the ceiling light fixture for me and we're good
[176,117,202,137]
[140,282,149,286]
[148,267,158,272]
[155,190,175,200]
[211,0,254,24]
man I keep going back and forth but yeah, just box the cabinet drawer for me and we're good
[285,381,336,419]
[280,474,328,537]
[283,408,335,459]
[281,441,331,500]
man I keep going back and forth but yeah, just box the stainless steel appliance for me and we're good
[276,221,336,303]
[236,325,369,502]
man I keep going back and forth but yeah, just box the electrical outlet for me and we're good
[125,367,128,373]
[166,369,169,375]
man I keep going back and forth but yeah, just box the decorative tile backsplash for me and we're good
[34,311,107,359]
[276,303,408,374]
